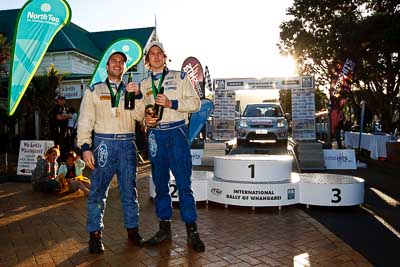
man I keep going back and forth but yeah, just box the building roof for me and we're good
[0,9,154,60]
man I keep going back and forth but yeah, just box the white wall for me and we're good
[38,51,97,75]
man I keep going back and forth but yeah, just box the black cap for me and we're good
[109,51,127,62]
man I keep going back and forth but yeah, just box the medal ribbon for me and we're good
[151,69,167,100]
[106,78,124,107]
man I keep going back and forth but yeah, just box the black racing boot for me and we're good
[144,220,172,246]
[186,223,205,252]
[127,227,144,247]
[89,231,105,254]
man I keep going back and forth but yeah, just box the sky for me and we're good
[1,0,296,79]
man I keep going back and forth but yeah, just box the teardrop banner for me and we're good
[181,56,205,99]
[188,99,214,144]
[89,38,143,86]
[8,0,72,115]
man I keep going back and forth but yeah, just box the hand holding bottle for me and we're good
[125,73,139,110]
[155,94,172,108]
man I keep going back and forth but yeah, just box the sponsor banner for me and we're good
[8,0,71,115]
[214,76,313,90]
[147,170,363,207]
[214,79,226,90]
[211,76,315,141]
[323,149,357,169]
[181,57,205,99]
[333,58,355,96]
[90,38,142,86]
[190,149,203,166]
[212,88,235,140]
[60,81,85,99]
[292,88,316,140]
[17,140,54,175]
[208,178,300,207]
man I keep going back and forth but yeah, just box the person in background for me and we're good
[137,40,205,252]
[57,151,90,196]
[31,145,61,193]
[334,113,344,149]
[77,51,144,254]
[372,114,382,133]
[67,107,79,150]
[49,95,72,160]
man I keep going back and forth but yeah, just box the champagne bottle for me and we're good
[154,86,164,122]
[124,73,135,110]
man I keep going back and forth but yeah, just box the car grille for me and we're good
[250,124,273,128]
[247,132,276,140]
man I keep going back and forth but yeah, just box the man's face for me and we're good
[57,98,65,106]
[106,54,126,78]
[147,46,165,72]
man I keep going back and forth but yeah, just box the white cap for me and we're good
[144,40,165,55]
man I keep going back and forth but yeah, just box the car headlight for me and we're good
[276,119,287,128]
[240,120,248,127]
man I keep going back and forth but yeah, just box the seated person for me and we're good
[57,151,91,196]
[31,146,61,193]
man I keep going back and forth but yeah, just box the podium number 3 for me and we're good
[331,188,342,203]
[248,164,255,178]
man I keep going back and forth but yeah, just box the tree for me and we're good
[0,33,10,75]
[315,88,329,112]
[25,64,64,138]
[0,33,11,98]
[279,89,292,113]
[279,0,400,132]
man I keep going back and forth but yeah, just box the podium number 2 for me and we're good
[170,184,178,198]
[331,188,341,203]
[248,164,255,178]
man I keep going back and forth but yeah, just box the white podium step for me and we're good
[208,174,300,207]
[149,171,212,201]
[299,173,364,206]
[214,154,292,182]
[149,155,364,207]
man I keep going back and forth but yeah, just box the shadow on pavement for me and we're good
[302,158,400,267]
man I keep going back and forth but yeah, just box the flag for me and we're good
[89,38,143,86]
[330,58,355,134]
[181,57,205,99]
[8,0,71,115]
[332,58,355,97]
[188,99,214,144]
[205,65,212,91]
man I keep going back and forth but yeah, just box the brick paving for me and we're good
[0,165,372,267]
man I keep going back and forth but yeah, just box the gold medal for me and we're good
[115,108,121,117]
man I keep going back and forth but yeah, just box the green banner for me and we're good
[8,0,71,115]
[90,38,143,86]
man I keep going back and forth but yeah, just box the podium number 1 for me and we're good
[248,164,255,178]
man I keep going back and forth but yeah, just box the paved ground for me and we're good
[0,164,373,267]
[302,158,400,267]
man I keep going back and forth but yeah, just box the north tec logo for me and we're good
[211,188,222,196]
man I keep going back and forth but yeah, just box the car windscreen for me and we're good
[243,104,283,117]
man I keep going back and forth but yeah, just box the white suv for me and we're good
[236,103,288,146]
